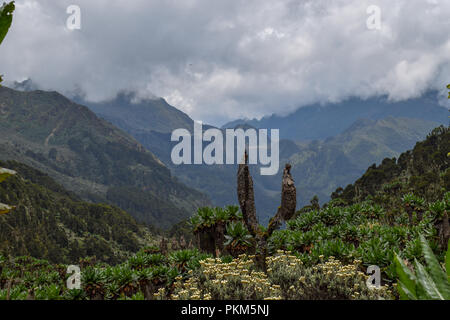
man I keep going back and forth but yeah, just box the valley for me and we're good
[78,90,447,224]
[0,86,209,229]
[1,0,449,304]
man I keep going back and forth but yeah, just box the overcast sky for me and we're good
[1,0,449,126]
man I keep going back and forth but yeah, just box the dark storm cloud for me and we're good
[1,0,449,125]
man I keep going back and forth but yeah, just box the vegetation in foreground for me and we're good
[0,126,448,300]
[0,237,448,300]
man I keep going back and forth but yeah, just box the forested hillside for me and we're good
[332,125,449,204]
[1,126,448,300]
[80,91,444,224]
[0,160,156,264]
[0,86,209,228]
[283,117,444,206]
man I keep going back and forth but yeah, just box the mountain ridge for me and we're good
[221,93,448,140]
[76,90,444,224]
[0,86,210,229]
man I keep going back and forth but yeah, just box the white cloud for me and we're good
[0,0,449,126]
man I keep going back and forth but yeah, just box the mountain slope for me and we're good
[0,160,155,264]
[82,91,195,134]
[81,95,277,222]
[222,94,449,140]
[0,86,209,228]
[331,125,450,204]
[281,117,443,206]
[79,92,442,224]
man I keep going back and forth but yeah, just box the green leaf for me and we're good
[397,281,417,300]
[0,1,15,45]
[414,259,444,300]
[446,240,450,281]
[394,252,417,299]
[419,235,450,299]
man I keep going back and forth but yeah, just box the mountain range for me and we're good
[279,116,444,206]
[0,86,209,229]
[1,81,448,262]
[222,93,448,140]
[74,89,447,223]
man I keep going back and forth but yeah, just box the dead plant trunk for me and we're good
[237,152,296,271]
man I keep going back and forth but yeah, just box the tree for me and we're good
[237,151,296,270]
[310,195,320,211]
[0,1,15,85]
